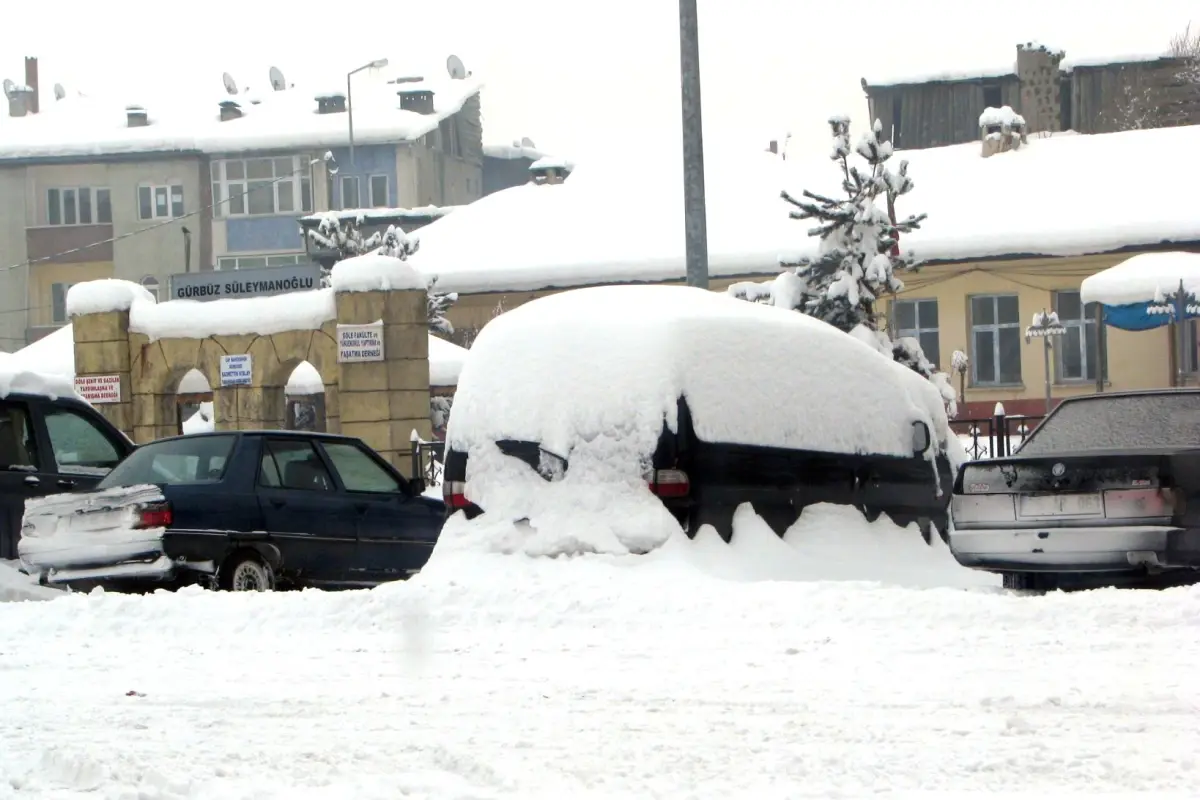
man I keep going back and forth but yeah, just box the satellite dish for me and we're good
[222,72,239,95]
[269,66,286,92]
[521,136,535,148]
[53,83,66,101]
[446,54,467,80]
[2,79,16,101]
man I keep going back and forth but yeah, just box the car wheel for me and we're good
[857,504,882,523]
[686,502,735,543]
[220,553,275,592]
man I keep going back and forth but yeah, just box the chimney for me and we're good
[315,92,346,114]
[398,88,435,115]
[126,105,149,127]
[529,157,573,186]
[219,100,243,122]
[23,56,39,114]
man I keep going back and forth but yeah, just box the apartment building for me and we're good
[0,56,487,346]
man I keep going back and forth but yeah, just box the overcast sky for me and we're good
[4,0,1197,161]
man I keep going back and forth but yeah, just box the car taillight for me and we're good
[444,480,470,509]
[136,503,173,529]
[1103,488,1180,520]
[648,469,690,498]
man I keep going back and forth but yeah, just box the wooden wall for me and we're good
[1070,58,1200,133]
[867,78,1021,149]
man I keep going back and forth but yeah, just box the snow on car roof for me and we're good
[447,284,948,460]
[409,126,1200,295]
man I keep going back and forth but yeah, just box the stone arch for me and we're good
[246,327,339,433]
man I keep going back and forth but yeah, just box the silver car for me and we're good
[949,389,1200,591]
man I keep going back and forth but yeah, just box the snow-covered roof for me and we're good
[406,125,1200,294]
[0,73,483,160]
[1080,252,1200,307]
[483,142,545,160]
[298,205,458,225]
[864,46,1178,87]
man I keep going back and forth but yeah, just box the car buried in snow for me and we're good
[948,389,1200,591]
[18,430,445,592]
[441,285,960,546]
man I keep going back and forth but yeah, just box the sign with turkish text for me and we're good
[74,374,121,404]
[219,354,253,387]
[337,322,385,363]
[168,263,323,301]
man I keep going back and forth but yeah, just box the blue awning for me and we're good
[1101,301,1193,332]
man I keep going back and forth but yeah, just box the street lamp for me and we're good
[347,58,389,169]
[1025,308,1067,414]
[1146,280,1199,386]
[678,0,709,289]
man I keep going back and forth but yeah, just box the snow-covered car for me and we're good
[442,285,957,546]
[948,389,1200,591]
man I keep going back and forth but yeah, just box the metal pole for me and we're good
[1094,302,1105,393]
[1177,279,1188,386]
[678,0,709,289]
[347,73,356,170]
[1042,337,1052,414]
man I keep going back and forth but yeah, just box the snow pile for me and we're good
[329,253,426,293]
[181,401,215,434]
[979,105,1025,128]
[130,289,337,341]
[409,126,1200,294]
[0,560,62,602]
[483,141,545,160]
[428,336,467,387]
[0,364,76,401]
[286,362,324,395]
[1080,251,1200,306]
[65,279,156,317]
[529,155,573,172]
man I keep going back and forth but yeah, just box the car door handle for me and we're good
[23,475,39,487]
[57,478,75,489]
[269,498,286,509]
[354,502,368,514]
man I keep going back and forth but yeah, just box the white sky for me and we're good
[3,0,1198,162]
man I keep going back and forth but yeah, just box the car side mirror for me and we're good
[912,420,932,455]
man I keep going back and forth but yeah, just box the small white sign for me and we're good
[337,321,385,363]
[219,354,253,387]
[74,374,121,404]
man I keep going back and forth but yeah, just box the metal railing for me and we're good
[953,410,1045,460]
[411,440,445,486]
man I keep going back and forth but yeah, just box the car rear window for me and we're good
[98,434,237,488]
[1019,394,1200,455]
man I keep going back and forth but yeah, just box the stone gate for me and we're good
[68,254,433,477]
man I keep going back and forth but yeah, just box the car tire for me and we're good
[219,552,275,592]
[857,504,882,524]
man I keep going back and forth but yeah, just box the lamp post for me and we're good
[1146,280,1199,386]
[678,0,709,289]
[1025,309,1067,414]
[347,58,389,169]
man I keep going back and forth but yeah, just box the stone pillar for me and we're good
[335,288,431,478]
[1016,42,1064,135]
[71,310,134,438]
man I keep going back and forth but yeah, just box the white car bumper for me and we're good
[949,525,1181,572]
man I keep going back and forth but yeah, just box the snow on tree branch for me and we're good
[427,275,458,335]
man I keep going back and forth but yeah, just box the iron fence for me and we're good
[411,440,446,486]
[953,410,1045,460]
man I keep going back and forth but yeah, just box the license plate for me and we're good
[67,509,124,532]
[1018,493,1102,518]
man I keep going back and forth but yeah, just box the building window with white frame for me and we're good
[216,253,310,271]
[369,175,389,208]
[138,184,185,221]
[212,156,313,217]
[1053,289,1107,383]
[340,175,361,210]
[892,298,940,367]
[970,294,1022,385]
[140,275,161,302]
[50,282,75,324]
[47,187,112,226]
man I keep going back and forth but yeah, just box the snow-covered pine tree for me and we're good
[729,115,959,417]
[427,275,458,336]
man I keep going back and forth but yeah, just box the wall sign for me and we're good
[219,354,253,387]
[168,263,324,302]
[74,374,121,404]
[337,321,385,363]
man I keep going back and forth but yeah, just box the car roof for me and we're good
[148,429,364,446]
[2,390,92,407]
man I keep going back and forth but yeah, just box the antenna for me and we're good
[446,54,467,80]
[222,72,239,95]
[53,83,66,101]
[2,79,16,101]
[520,136,535,149]
[269,66,286,92]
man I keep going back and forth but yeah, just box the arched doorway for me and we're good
[285,361,325,432]
[177,368,214,434]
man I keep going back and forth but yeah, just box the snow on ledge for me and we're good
[530,155,574,172]
[1080,252,1200,307]
[66,279,156,317]
[979,106,1025,128]
[330,253,426,293]
[0,362,77,401]
[130,289,337,341]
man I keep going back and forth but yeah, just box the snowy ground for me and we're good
[2,508,1199,798]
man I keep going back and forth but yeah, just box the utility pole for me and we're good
[678,0,709,289]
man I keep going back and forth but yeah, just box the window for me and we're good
[99,434,234,488]
[340,175,361,210]
[46,187,112,226]
[982,84,1003,109]
[51,282,75,324]
[216,253,309,271]
[369,175,389,208]
[1053,290,1107,383]
[140,276,160,302]
[138,184,184,220]
[322,441,402,493]
[212,156,312,217]
[44,407,122,475]
[438,119,461,157]
[1018,393,1200,455]
[970,294,1022,385]
[892,298,940,367]
[0,403,39,471]
[259,439,333,492]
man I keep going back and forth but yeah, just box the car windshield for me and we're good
[1018,393,1200,455]
[98,434,237,488]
